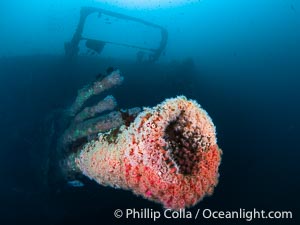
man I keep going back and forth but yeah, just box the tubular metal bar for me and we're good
[65,7,168,62]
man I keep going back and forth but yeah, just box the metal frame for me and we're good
[65,7,168,62]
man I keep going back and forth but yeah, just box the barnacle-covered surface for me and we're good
[76,96,222,209]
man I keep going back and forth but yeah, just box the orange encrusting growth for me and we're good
[75,96,222,209]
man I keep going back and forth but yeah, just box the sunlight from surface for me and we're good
[95,0,199,9]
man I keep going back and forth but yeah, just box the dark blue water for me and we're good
[0,1,299,225]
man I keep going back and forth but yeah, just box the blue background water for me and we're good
[0,0,299,224]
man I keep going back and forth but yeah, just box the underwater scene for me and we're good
[0,0,299,224]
